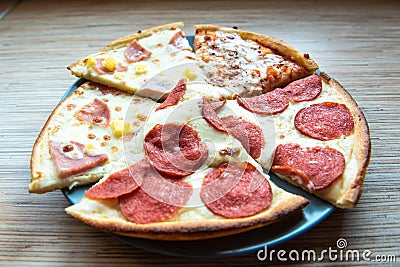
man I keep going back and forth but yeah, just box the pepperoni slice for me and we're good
[209,99,226,112]
[124,39,152,63]
[201,97,227,132]
[85,159,149,199]
[94,58,128,75]
[237,88,289,115]
[294,102,354,141]
[119,171,192,224]
[155,78,186,111]
[49,141,108,178]
[144,123,208,177]
[272,143,345,191]
[75,98,111,127]
[200,162,272,218]
[221,115,264,159]
[283,74,322,102]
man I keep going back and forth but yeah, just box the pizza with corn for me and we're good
[30,22,370,241]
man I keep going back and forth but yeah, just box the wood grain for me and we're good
[0,0,399,266]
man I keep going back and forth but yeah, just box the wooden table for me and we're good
[1,0,399,265]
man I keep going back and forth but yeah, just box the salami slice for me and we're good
[49,141,108,178]
[294,102,354,141]
[84,159,149,199]
[236,88,289,115]
[221,115,264,159]
[155,78,186,111]
[200,162,272,218]
[119,171,192,224]
[75,98,111,127]
[124,39,152,63]
[283,74,322,102]
[144,123,208,177]
[272,143,345,191]
[201,97,227,132]
[209,99,226,112]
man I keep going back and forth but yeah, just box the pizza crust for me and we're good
[30,85,105,193]
[67,22,194,96]
[272,73,371,208]
[318,73,371,207]
[65,183,309,240]
[29,82,156,194]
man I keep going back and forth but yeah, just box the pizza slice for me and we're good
[65,79,309,240]
[194,24,319,97]
[67,22,196,99]
[29,82,157,193]
[236,72,371,208]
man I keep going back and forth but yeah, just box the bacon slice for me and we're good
[124,40,152,63]
[49,141,108,178]
[75,98,111,127]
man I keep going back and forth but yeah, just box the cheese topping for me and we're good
[82,28,195,94]
[59,142,83,160]
[196,30,305,96]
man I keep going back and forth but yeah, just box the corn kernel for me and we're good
[86,55,97,69]
[111,119,124,137]
[124,123,133,135]
[135,63,148,74]
[114,72,125,80]
[184,68,197,80]
[102,55,118,71]
[85,143,95,150]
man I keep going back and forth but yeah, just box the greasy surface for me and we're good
[0,0,399,265]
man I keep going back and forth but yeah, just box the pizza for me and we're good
[64,79,309,240]
[194,24,318,97]
[30,22,370,241]
[29,82,156,193]
[67,22,197,100]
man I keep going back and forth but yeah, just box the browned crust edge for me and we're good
[29,82,104,194]
[65,194,309,240]
[272,73,371,208]
[319,72,371,208]
[194,24,319,73]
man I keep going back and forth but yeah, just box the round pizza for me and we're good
[29,22,370,240]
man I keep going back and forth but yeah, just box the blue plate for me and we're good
[61,35,334,258]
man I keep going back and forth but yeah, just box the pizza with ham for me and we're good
[29,82,156,193]
[30,22,370,241]
[67,22,196,99]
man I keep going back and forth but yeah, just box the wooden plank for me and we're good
[0,0,21,21]
[0,0,399,266]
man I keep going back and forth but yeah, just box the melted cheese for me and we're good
[196,30,301,96]
[83,28,195,95]
[29,83,156,193]
[272,79,357,204]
